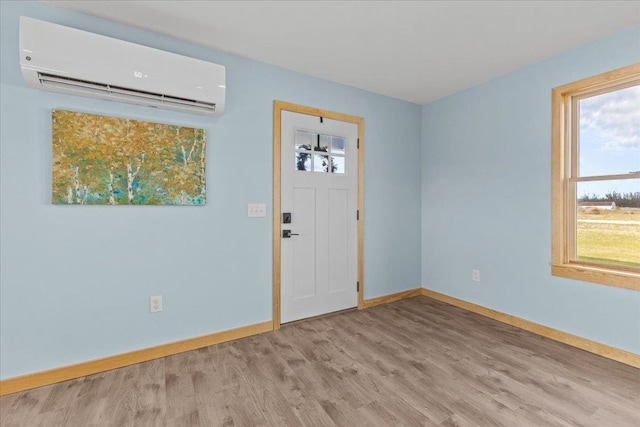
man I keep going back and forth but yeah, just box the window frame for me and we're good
[551,63,640,291]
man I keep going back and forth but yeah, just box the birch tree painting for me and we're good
[52,110,206,205]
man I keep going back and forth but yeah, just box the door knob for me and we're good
[282,230,299,238]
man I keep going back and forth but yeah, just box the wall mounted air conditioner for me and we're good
[19,17,226,116]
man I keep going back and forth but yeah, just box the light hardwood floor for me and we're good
[1,296,639,426]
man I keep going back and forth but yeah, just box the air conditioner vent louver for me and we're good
[38,73,216,114]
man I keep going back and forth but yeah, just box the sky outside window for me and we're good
[578,85,640,196]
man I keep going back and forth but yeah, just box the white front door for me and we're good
[280,111,358,323]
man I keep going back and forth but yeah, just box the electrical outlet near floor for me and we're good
[150,295,162,313]
[472,269,480,282]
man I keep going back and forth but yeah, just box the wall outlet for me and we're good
[247,203,267,217]
[472,269,480,282]
[150,295,162,313]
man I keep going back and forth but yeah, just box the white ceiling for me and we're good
[47,1,640,105]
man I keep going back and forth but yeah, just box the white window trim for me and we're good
[551,63,640,291]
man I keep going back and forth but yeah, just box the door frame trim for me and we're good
[273,100,364,330]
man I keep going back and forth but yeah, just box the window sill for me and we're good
[552,263,640,291]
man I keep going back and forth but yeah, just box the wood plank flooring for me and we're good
[2,296,639,426]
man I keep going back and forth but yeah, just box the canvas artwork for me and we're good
[52,110,206,205]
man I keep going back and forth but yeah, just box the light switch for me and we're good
[247,203,267,217]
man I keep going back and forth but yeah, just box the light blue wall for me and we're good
[421,26,640,354]
[0,1,422,379]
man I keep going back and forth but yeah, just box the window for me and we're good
[551,64,640,290]
[294,130,346,174]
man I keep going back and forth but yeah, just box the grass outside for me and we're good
[577,207,639,221]
[576,208,640,269]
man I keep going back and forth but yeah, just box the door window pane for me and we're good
[295,152,311,171]
[576,179,640,269]
[316,134,330,152]
[314,154,329,172]
[332,156,345,174]
[295,130,313,151]
[331,137,345,155]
